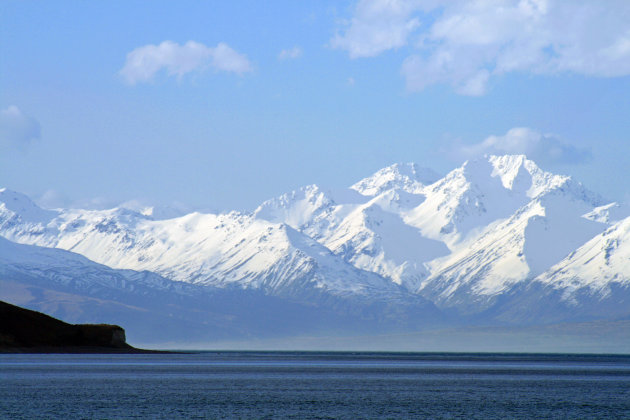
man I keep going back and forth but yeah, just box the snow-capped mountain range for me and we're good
[1,154,629,337]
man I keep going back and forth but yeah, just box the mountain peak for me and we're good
[457,154,570,198]
[1,153,627,331]
[253,184,334,226]
[0,188,58,223]
[486,155,542,194]
[351,163,440,196]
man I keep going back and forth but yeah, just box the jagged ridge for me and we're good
[1,155,628,325]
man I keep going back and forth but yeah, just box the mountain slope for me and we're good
[0,195,421,307]
[1,154,627,327]
[402,155,596,247]
[323,199,449,290]
[1,237,446,343]
[416,157,612,313]
[255,173,449,290]
[487,218,630,325]
[351,162,440,196]
[530,216,630,313]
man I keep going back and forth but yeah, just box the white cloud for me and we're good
[0,106,41,151]
[330,0,421,58]
[278,46,303,60]
[455,127,592,165]
[210,43,253,74]
[119,41,253,85]
[334,0,630,95]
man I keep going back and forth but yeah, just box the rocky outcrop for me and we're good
[0,300,135,352]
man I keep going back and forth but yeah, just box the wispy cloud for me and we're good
[451,127,592,166]
[333,0,630,95]
[330,0,420,58]
[35,190,193,218]
[278,46,303,60]
[0,106,41,151]
[33,189,117,211]
[120,41,253,85]
[36,189,70,209]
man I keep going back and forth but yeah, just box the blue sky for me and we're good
[1,0,629,211]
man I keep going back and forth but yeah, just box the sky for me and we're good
[1,0,629,212]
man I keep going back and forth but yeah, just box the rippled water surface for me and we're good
[2,352,630,419]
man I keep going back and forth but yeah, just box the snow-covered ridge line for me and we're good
[1,154,629,320]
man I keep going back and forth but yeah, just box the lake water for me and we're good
[1,352,629,419]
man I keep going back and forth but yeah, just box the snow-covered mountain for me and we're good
[0,235,223,342]
[415,156,611,313]
[0,188,417,309]
[0,235,183,295]
[484,217,630,325]
[536,217,630,292]
[1,237,436,343]
[350,162,440,196]
[254,155,623,315]
[1,155,628,329]
[254,183,449,290]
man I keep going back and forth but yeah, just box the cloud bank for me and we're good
[333,0,630,95]
[120,41,253,85]
[453,127,592,166]
[0,106,41,151]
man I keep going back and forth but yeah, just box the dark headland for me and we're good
[0,300,166,353]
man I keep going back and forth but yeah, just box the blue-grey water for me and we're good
[1,352,630,419]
